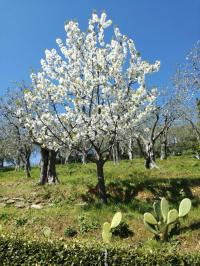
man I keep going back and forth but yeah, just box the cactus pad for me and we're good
[179,198,191,217]
[144,212,158,225]
[43,227,52,238]
[110,212,122,229]
[161,197,169,222]
[102,222,112,243]
[167,209,179,225]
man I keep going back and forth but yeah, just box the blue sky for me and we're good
[0,0,199,94]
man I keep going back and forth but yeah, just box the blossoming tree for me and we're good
[25,11,160,203]
[0,89,33,177]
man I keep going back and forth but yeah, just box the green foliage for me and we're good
[23,89,30,94]
[112,222,133,238]
[78,214,99,234]
[0,235,200,265]
[64,227,77,237]
[0,157,199,249]
[42,189,52,200]
[15,217,28,227]
[0,213,10,222]
[102,212,122,243]
[143,197,192,241]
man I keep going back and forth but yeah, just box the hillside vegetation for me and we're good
[0,156,200,252]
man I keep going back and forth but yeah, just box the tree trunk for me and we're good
[0,159,4,168]
[15,155,21,171]
[96,160,107,204]
[144,142,158,169]
[48,150,59,184]
[23,152,31,178]
[27,156,31,170]
[160,133,168,160]
[113,143,120,165]
[81,150,87,164]
[64,151,71,164]
[40,147,49,185]
[24,160,31,178]
[128,138,133,160]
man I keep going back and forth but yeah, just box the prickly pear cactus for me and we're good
[143,197,191,241]
[43,226,52,238]
[102,212,122,243]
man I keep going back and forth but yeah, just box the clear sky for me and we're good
[0,0,199,94]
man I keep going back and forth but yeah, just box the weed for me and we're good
[15,217,28,227]
[78,214,99,234]
[64,227,78,237]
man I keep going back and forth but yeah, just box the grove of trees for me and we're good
[0,12,199,204]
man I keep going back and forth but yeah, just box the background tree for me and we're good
[173,40,200,152]
[0,89,32,177]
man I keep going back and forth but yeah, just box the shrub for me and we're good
[0,235,200,265]
[64,227,78,237]
[112,222,133,238]
[15,217,28,227]
[78,214,99,234]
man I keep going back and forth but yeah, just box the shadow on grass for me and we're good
[180,221,200,233]
[167,220,200,240]
[81,177,200,213]
[0,167,15,173]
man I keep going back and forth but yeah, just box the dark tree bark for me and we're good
[24,160,31,178]
[96,160,107,204]
[40,147,49,185]
[0,159,4,168]
[48,150,59,183]
[24,150,31,178]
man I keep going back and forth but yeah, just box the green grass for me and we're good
[0,155,200,252]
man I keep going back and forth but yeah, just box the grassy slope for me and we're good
[0,155,200,252]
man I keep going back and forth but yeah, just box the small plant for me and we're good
[43,227,52,238]
[112,221,133,238]
[78,214,99,234]
[102,212,122,243]
[0,213,10,221]
[64,227,77,237]
[15,217,28,227]
[143,197,191,241]
[42,189,52,200]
